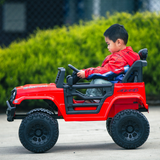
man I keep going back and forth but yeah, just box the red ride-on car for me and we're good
[6,48,149,153]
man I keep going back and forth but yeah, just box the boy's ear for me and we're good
[116,39,124,46]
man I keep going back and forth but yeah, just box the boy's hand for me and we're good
[77,70,85,79]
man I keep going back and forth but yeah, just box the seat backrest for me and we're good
[122,60,147,83]
[122,48,148,83]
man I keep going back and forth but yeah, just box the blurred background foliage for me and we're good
[0,11,160,108]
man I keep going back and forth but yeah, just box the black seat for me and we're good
[122,48,148,83]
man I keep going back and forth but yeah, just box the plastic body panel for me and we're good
[11,82,148,122]
[12,83,65,109]
[61,82,147,121]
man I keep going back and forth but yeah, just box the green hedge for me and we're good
[0,12,160,108]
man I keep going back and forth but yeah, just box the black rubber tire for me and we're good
[106,118,112,136]
[110,109,150,149]
[27,108,54,116]
[19,112,59,153]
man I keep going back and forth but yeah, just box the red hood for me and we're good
[15,83,59,96]
[13,83,63,104]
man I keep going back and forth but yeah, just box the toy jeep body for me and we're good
[6,49,150,153]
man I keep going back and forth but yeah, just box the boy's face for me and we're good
[105,37,120,54]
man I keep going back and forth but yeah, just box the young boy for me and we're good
[77,24,140,102]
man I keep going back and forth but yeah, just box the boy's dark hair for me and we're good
[103,24,128,45]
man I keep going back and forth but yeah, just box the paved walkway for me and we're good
[0,106,160,160]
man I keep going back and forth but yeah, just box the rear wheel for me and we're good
[19,112,59,153]
[106,118,112,136]
[110,109,150,149]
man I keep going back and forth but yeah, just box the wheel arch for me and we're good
[13,96,64,116]
[105,95,148,119]
[13,96,55,104]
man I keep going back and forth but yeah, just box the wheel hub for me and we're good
[127,126,134,133]
[35,129,42,137]
[120,120,140,141]
[28,124,49,144]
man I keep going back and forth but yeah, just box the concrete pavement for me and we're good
[0,106,160,160]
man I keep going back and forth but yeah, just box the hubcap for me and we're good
[28,124,50,145]
[127,126,134,133]
[121,120,140,141]
[35,129,42,137]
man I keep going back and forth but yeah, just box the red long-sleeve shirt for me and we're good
[84,46,140,79]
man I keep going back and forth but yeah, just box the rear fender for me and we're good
[106,95,148,119]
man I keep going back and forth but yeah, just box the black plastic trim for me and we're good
[122,60,147,83]
[55,67,66,88]
[6,100,16,122]
[138,108,148,112]
[64,83,114,114]
[14,114,63,119]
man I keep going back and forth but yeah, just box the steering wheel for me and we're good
[68,64,80,84]
[68,64,80,73]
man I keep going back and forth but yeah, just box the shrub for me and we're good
[0,12,160,108]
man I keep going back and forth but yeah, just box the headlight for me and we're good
[12,91,16,98]
[10,88,17,103]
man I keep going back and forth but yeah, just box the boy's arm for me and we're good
[77,66,108,79]
[76,65,112,79]
[78,49,140,80]
[77,61,127,80]
[84,59,128,79]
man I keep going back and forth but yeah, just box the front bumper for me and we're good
[6,100,16,122]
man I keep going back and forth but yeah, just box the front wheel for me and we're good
[19,112,59,153]
[110,109,150,149]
